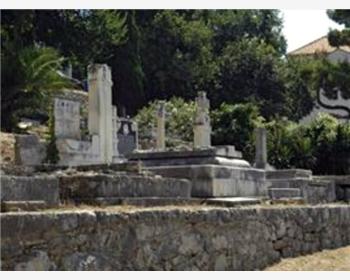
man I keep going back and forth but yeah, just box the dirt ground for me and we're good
[265,246,350,271]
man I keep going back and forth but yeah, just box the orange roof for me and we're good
[288,36,350,56]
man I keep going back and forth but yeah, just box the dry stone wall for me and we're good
[2,205,350,271]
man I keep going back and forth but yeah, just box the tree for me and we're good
[327,10,350,47]
[1,45,71,131]
[206,10,286,55]
[139,10,217,103]
[214,38,286,118]
[112,11,145,115]
[1,10,128,79]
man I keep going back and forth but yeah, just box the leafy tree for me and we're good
[327,10,350,47]
[214,38,286,118]
[1,45,71,131]
[206,10,286,55]
[139,10,217,103]
[113,11,145,115]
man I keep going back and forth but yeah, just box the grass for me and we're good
[265,246,350,271]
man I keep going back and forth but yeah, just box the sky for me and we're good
[281,10,345,53]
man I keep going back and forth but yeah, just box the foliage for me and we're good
[214,38,286,118]
[45,103,60,164]
[265,114,350,175]
[113,11,145,115]
[134,10,288,118]
[327,10,350,47]
[139,10,217,103]
[1,45,71,131]
[134,97,196,149]
[211,102,264,161]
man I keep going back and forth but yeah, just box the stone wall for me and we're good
[2,205,350,270]
[1,176,59,207]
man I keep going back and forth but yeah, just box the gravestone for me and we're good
[194,91,211,148]
[116,118,138,156]
[156,101,166,150]
[54,99,81,139]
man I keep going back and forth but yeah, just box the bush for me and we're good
[266,113,350,175]
[134,97,196,149]
[211,102,264,162]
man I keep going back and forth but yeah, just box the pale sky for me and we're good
[281,10,345,53]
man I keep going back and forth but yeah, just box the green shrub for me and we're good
[134,97,196,149]
[211,102,264,162]
[266,113,350,175]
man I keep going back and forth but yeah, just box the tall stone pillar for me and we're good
[254,127,268,169]
[156,101,166,150]
[87,64,114,164]
[194,91,211,148]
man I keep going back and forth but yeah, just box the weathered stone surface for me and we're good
[2,205,349,271]
[59,174,191,201]
[14,134,46,166]
[266,169,312,180]
[268,188,301,199]
[0,175,59,207]
[315,175,350,201]
[267,170,336,204]
[148,165,267,197]
[128,146,243,162]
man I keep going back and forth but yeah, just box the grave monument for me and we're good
[128,92,267,198]
[54,64,123,165]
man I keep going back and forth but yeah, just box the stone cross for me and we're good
[193,91,211,148]
[156,101,166,150]
[87,64,115,164]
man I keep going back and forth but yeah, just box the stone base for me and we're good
[147,165,267,197]
[59,174,191,202]
[266,169,336,204]
[128,146,266,198]
[0,176,59,207]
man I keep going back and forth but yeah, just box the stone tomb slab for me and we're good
[128,146,250,168]
[147,164,267,198]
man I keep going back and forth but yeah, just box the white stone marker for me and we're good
[156,101,166,150]
[87,64,114,164]
[194,91,211,148]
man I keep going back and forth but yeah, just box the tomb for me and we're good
[128,91,267,198]
[54,64,137,165]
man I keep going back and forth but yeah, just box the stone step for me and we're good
[1,200,47,212]
[75,196,262,207]
[76,197,199,207]
[268,188,301,199]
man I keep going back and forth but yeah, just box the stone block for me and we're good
[148,165,267,197]
[266,169,312,180]
[59,174,191,201]
[268,188,301,199]
[0,175,59,207]
[14,134,46,165]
